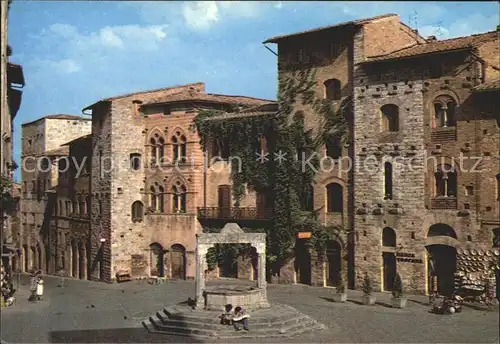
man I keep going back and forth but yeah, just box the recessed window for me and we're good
[324,79,341,101]
[434,164,457,197]
[172,182,187,213]
[381,104,399,132]
[130,153,141,171]
[465,185,474,196]
[326,183,343,213]
[131,201,144,222]
[384,162,393,200]
[326,136,342,159]
[433,95,457,128]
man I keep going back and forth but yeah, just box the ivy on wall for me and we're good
[194,67,349,274]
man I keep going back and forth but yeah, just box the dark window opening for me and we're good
[130,153,141,170]
[324,79,342,101]
[381,104,399,132]
[326,183,343,213]
[384,162,393,200]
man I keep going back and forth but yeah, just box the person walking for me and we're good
[36,276,44,301]
[28,270,40,302]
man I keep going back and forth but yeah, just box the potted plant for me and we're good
[362,273,376,305]
[391,273,407,308]
[332,276,347,302]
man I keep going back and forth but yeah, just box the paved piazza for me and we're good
[1,275,499,343]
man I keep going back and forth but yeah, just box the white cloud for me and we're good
[31,58,81,74]
[182,1,219,30]
[99,27,124,48]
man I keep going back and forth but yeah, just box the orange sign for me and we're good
[297,232,312,239]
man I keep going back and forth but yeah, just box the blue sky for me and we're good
[8,1,500,180]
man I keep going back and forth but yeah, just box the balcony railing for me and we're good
[431,127,456,143]
[197,207,273,220]
[430,197,457,210]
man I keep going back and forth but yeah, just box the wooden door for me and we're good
[218,185,231,218]
[170,245,186,280]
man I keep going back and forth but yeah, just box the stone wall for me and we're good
[353,35,499,293]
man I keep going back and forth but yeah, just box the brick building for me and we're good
[81,82,272,282]
[19,115,91,273]
[263,13,499,293]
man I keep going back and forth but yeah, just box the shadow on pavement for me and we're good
[48,327,204,343]
[408,299,430,306]
[346,299,363,306]
[319,296,334,303]
[374,301,393,309]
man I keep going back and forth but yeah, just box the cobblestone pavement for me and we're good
[1,275,499,343]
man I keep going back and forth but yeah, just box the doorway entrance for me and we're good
[150,243,164,277]
[426,244,457,297]
[382,252,397,291]
[218,185,231,218]
[326,240,341,286]
[170,244,186,279]
[295,238,311,285]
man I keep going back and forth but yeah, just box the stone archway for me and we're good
[150,243,164,277]
[426,224,458,297]
[325,240,342,287]
[78,241,86,279]
[170,244,186,280]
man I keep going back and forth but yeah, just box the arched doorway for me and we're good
[295,238,311,285]
[78,241,86,280]
[170,244,186,280]
[219,244,238,278]
[326,240,342,286]
[382,227,397,291]
[426,224,457,297]
[150,243,164,277]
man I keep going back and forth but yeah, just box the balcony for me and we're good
[431,127,456,143]
[197,207,273,221]
[430,197,457,210]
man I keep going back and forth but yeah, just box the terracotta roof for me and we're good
[364,31,499,62]
[44,146,70,157]
[472,79,500,92]
[82,82,206,111]
[141,90,274,107]
[202,111,276,122]
[263,13,398,43]
[22,114,91,127]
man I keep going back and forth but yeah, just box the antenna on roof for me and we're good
[434,21,443,39]
[409,9,418,32]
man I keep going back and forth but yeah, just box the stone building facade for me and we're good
[19,115,91,273]
[1,0,25,269]
[353,30,500,294]
[264,13,499,294]
[263,13,425,288]
[82,82,272,282]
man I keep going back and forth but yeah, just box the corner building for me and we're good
[353,30,499,294]
[83,82,272,282]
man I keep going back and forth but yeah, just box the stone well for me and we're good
[195,223,269,310]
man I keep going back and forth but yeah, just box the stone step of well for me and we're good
[157,311,314,332]
[149,316,217,337]
[144,320,326,340]
[151,313,320,337]
[162,306,299,324]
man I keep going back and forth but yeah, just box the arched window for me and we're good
[131,201,144,222]
[172,131,187,163]
[381,104,399,132]
[158,137,165,161]
[150,138,157,163]
[382,227,396,247]
[326,136,342,159]
[172,182,187,213]
[384,162,393,200]
[433,95,457,128]
[130,153,141,171]
[324,79,341,101]
[158,186,164,213]
[434,164,457,197]
[150,186,157,211]
[326,183,343,213]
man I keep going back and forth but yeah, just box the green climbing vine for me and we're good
[194,67,350,273]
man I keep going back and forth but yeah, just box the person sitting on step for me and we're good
[232,306,250,332]
[219,304,234,325]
